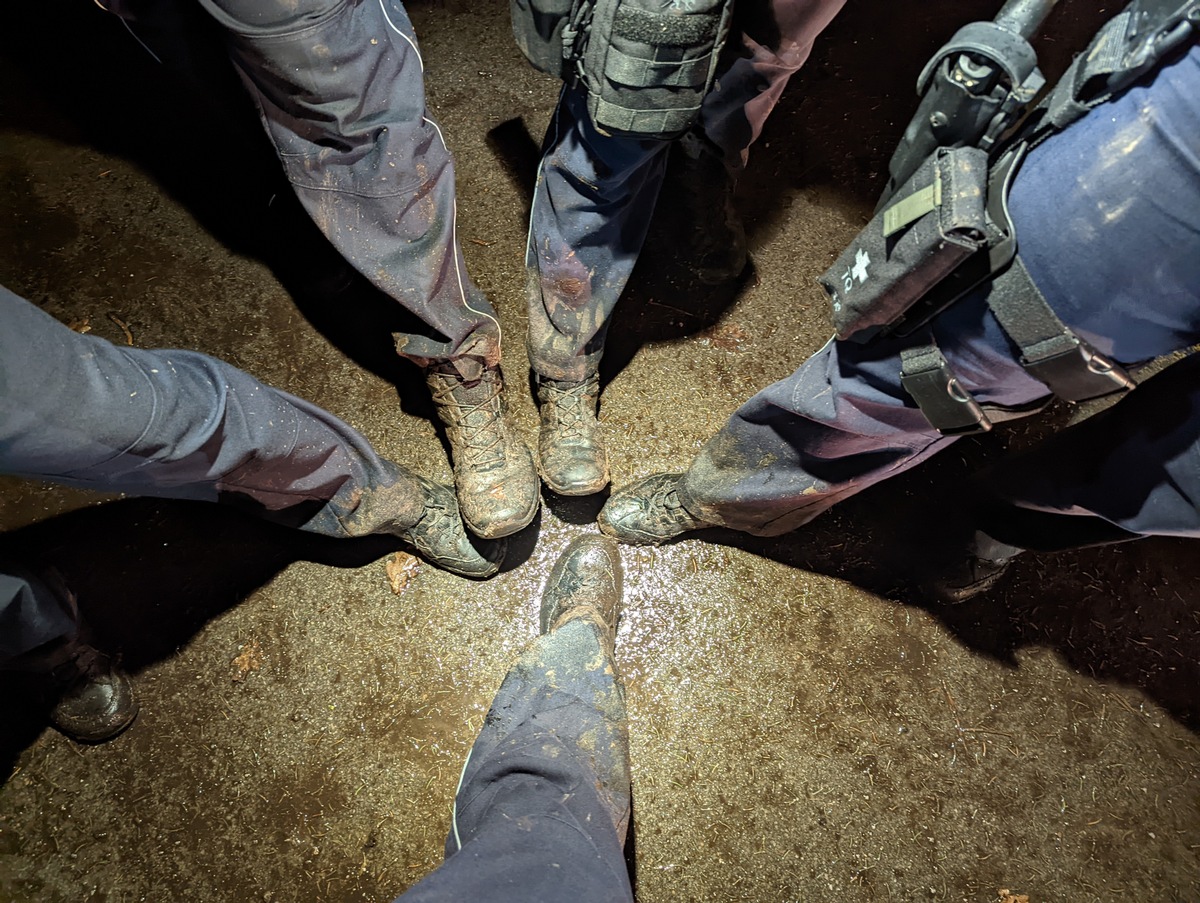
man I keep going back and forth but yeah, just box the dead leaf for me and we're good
[231,638,264,682]
[386,552,422,595]
[998,890,1030,903]
[698,322,750,352]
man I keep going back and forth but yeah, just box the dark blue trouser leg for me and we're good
[196,0,501,368]
[0,566,77,664]
[975,351,1200,551]
[525,0,845,380]
[395,617,632,903]
[677,45,1200,536]
[525,85,668,381]
[0,286,411,658]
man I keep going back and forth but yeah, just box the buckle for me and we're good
[901,355,993,436]
[1021,337,1134,402]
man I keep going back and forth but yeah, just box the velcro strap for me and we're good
[1043,11,1134,131]
[590,96,700,134]
[883,175,942,237]
[612,7,720,46]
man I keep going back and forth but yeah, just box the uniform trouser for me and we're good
[673,45,1200,542]
[525,0,848,380]
[395,617,633,903]
[0,287,407,662]
[111,0,501,374]
[971,350,1200,553]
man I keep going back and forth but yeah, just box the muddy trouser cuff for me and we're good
[672,331,953,536]
[200,0,499,367]
[0,287,405,545]
[396,617,632,903]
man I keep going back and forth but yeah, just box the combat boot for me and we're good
[48,639,138,744]
[925,554,1015,604]
[342,463,506,578]
[8,570,139,743]
[925,532,1024,604]
[539,534,624,636]
[666,130,748,285]
[598,472,712,544]
[426,361,539,539]
[536,373,610,496]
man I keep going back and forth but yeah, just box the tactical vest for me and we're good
[817,0,1200,435]
[511,0,737,139]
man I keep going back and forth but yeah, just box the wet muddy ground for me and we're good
[1,2,1197,901]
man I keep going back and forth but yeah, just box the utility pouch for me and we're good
[819,146,990,343]
[575,0,736,139]
[511,0,577,78]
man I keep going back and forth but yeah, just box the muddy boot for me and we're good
[347,469,505,579]
[8,571,139,743]
[925,532,1024,604]
[535,535,630,843]
[536,374,610,496]
[539,534,624,635]
[667,130,748,285]
[47,640,138,744]
[389,476,508,579]
[447,535,632,865]
[598,472,711,545]
[426,361,539,539]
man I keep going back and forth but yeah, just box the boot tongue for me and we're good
[444,355,483,382]
[452,377,492,405]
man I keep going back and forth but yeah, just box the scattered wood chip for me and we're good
[107,312,134,345]
[998,890,1030,903]
[67,317,92,334]
[698,322,750,352]
[231,638,264,682]
[386,551,422,595]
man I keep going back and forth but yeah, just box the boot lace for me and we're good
[540,378,597,442]
[428,372,507,470]
[644,476,703,530]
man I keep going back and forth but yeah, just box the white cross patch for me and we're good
[851,248,871,284]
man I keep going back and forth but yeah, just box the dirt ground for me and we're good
[1,1,1197,901]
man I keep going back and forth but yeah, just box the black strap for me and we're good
[900,342,993,435]
[985,257,1136,401]
[1023,0,1199,145]
[900,339,1058,436]
[914,20,1042,96]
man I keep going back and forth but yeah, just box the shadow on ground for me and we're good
[0,499,401,773]
[683,413,1200,732]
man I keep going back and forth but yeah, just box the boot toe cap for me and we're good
[540,447,610,496]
